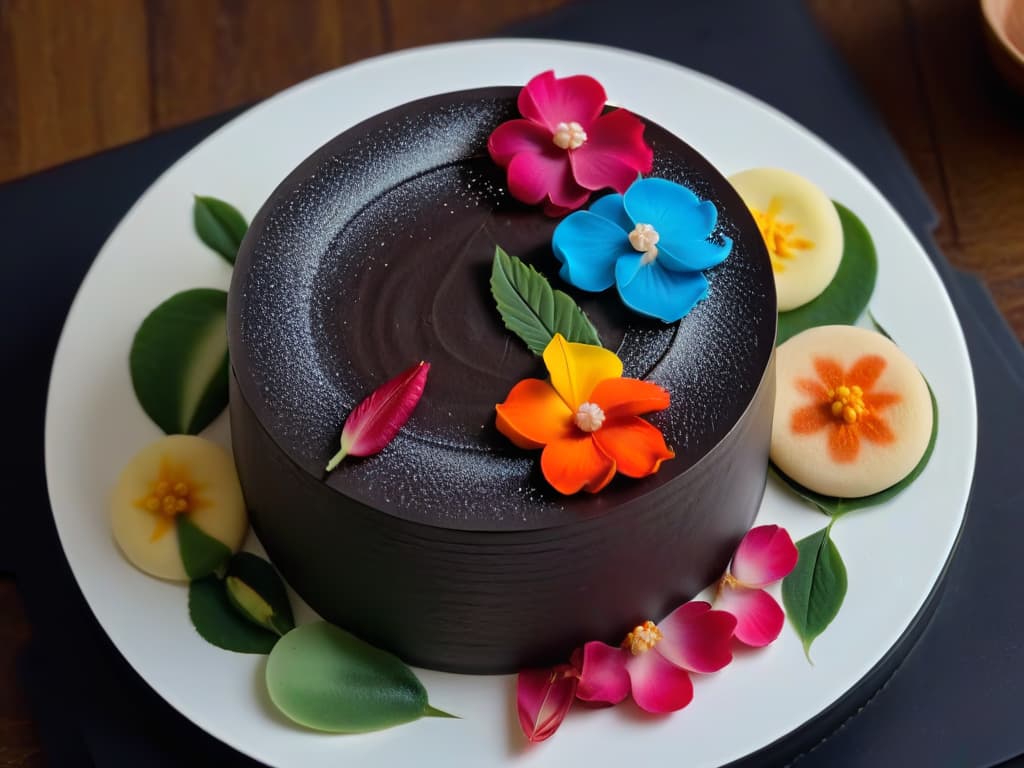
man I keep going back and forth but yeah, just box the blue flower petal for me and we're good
[588,193,634,233]
[658,235,733,273]
[623,178,718,244]
[614,255,710,323]
[552,210,632,292]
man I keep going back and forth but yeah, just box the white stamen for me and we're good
[552,121,588,150]
[574,402,605,432]
[629,223,660,266]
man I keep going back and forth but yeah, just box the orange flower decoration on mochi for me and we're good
[496,334,674,494]
[791,355,901,463]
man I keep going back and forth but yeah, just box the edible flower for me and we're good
[713,526,798,647]
[517,662,579,743]
[495,334,674,495]
[488,70,653,216]
[574,602,736,713]
[551,178,731,322]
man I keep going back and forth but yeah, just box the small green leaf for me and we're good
[776,203,877,345]
[176,516,231,580]
[266,622,455,732]
[782,523,848,660]
[490,246,601,355]
[225,552,295,636]
[193,195,247,265]
[189,576,280,654]
[130,288,229,435]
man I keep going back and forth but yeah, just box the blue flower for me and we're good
[551,178,732,322]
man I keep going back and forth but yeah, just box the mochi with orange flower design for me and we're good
[771,325,933,498]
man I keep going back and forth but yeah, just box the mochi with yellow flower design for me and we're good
[728,168,843,311]
[111,435,248,581]
[771,325,933,498]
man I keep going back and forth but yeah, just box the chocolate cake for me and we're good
[227,86,776,674]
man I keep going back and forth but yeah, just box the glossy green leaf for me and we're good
[176,516,232,580]
[189,576,279,654]
[193,195,247,265]
[266,622,455,733]
[776,203,877,345]
[782,523,848,660]
[490,245,601,355]
[225,552,295,636]
[130,288,229,435]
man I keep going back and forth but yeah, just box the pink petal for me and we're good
[517,664,578,743]
[625,649,694,713]
[518,70,606,133]
[714,584,785,647]
[487,119,551,167]
[656,601,736,673]
[575,641,630,704]
[506,148,591,211]
[730,525,799,587]
[569,109,654,193]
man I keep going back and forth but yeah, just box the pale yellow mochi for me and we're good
[771,325,933,498]
[728,168,843,311]
[110,434,247,581]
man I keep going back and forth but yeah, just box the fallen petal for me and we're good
[656,601,736,673]
[730,525,799,587]
[575,641,630,704]
[517,664,578,743]
[714,583,785,647]
[625,648,694,713]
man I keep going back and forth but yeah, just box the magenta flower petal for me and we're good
[518,70,606,132]
[506,148,590,210]
[715,583,785,647]
[488,119,551,166]
[517,664,578,743]
[575,641,630,704]
[570,109,653,193]
[655,600,737,673]
[731,525,799,587]
[625,649,694,713]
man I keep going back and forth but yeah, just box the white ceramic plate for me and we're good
[44,39,976,768]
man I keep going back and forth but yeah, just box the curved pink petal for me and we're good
[656,601,736,673]
[488,119,551,167]
[506,148,591,211]
[575,641,630,704]
[625,649,694,713]
[517,664,578,743]
[714,584,785,648]
[518,70,606,133]
[570,109,653,193]
[730,525,799,587]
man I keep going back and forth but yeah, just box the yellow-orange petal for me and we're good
[863,391,901,411]
[847,354,887,391]
[543,333,623,410]
[813,357,843,390]
[592,416,674,478]
[540,435,617,494]
[827,423,860,463]
[858,412,896,446]
[589,378,670,419]
[496,378,575,449]
[791,403,831,435]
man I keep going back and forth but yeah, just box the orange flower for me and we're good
[790,355,901,463]
[495,334,674,494]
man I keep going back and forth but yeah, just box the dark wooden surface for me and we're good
[3,0,1022,764]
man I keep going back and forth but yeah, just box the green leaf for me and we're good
[782,523,848,660]
[490,245,601,355]
[189,576,279,654]
[176,516,232,579]
[776,203,877,345]
[771,382,938,518]
[193,195,247,265]
[130,288,229,435]
[266,622,455,732]
[225,552,295,636]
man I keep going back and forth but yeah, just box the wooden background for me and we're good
[2,0,1022,764]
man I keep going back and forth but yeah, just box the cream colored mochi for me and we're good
[110,434,248,581]
[771,325,933,498]
[728,168,843,312]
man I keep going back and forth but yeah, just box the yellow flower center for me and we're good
[628,223,660,265]
[574,401,606,432]
[552,121,587,150]
[750,197,815,273]
[827,384,868,424]
[134,458,204,541]
[622,620,663,655]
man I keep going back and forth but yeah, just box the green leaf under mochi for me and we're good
[782,523,848,660]
[490,245,602,355]
[776,203,877,345]
[189,576,280,654]
[130,288,229,435]
[265,622,455,733]
[176,516,232,580]
[193,195,247,265]
[225,552,295,637]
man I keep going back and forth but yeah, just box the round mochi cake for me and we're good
[227,87,777,673]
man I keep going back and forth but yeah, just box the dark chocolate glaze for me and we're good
[228,88,776,672]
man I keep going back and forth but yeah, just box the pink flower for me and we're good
[574,602,736,714]
[488,70,654,216]
[516,662,579,743]
[714,525,799,647]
